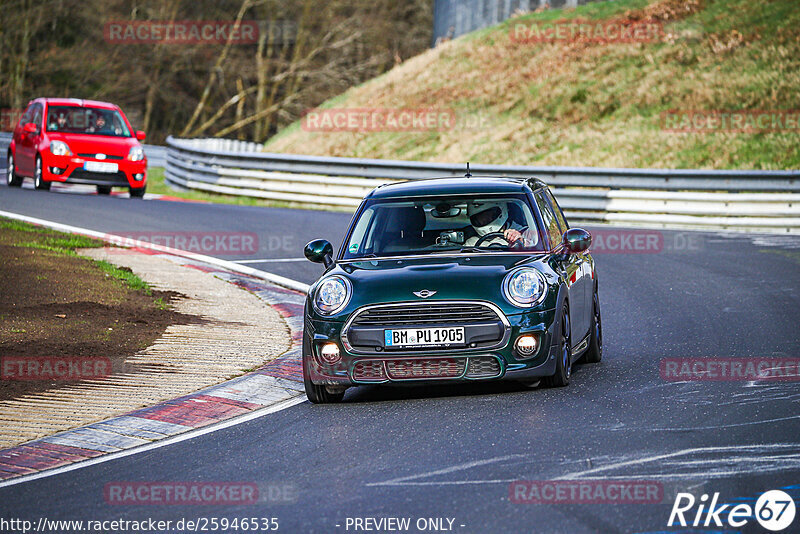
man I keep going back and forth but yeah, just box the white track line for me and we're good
[233,258,308,264]
[0,209,310,293]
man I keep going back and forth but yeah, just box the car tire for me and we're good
[302,335,345,404]
[129,186,146,199]
[6,153,22,187]
[33,156,50,191]
[97,186,112,195]
[584,289,603,364]
[544,303,571,387]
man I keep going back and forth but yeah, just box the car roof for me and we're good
[36,98,118,110]
[367,176,547,199]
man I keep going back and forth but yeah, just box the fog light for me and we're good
[50,167,64,175]
[319,343,341,365]
[515,335,539,359]
[134,173,144,181]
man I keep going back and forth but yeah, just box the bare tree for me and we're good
[0,0,432,142]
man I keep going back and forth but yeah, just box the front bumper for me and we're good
[42,154,146,187]
[304,307,559,386]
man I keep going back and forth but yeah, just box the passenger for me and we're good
[88,113,111,134]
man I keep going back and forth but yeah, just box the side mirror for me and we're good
[23,122,38,134]
[304,239,334,268]
[136,130,146,141]
[562,228,592,254]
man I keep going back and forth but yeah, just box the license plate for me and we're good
[384,327,465,347]
[84,161,118,173]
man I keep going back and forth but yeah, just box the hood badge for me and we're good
[413,289,437,299]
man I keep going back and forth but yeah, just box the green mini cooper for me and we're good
[302,176,602,403]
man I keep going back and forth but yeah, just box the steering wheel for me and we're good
[474,232,522,249]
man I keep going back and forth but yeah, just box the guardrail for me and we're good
[0,133,11,166]
[0,132,165,169]
[166,136,800,233]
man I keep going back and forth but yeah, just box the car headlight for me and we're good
[50,141,71,156]
[127,145,145,161]
[313,275,352,315]
[503,267,547,307]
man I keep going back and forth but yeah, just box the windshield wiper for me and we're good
[458,247,488,253]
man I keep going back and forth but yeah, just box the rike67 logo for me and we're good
[668,490,796,531]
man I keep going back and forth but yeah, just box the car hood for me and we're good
[322,254,557,318]
[47,132,139,157]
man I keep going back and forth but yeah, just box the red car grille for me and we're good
[77,153,124,160]
[67,169,129,184]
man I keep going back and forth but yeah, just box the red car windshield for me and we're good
[46,106,131,137]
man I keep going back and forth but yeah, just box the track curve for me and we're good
[1,184,799,533]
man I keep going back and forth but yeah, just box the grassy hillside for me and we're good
[264,0,800,170]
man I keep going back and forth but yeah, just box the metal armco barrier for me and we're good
[165,136,800,233]
[0,133,11,166]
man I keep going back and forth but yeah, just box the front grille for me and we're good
[67,169,129,185]
[78,153,124,160]
[351,356,503,382]
[466,356,502,378]
[353,360,387,381]
[343,301,509,354]
[350,302,500,327]
[386,358,466,380]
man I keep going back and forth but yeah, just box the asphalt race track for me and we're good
[1,183,799,533]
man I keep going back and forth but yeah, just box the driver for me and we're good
[88,112,110,133]
[465,201,527,247]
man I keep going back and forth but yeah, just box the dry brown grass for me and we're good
[265,0,800,170]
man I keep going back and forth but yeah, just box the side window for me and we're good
[30,104,43,127]
[19,104,34,127]
[544,189,569,233]
[534,192,562,250]
[346,207,376,255]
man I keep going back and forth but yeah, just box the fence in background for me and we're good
[432,0,605,44]
[165,136,800,233]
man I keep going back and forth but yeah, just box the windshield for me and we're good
[45,106,131,137]
[343,194,545,260]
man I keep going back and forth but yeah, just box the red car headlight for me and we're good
[127,146,145,161]
[50,141,71,156]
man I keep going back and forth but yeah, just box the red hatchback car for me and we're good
[6,98,147,197]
